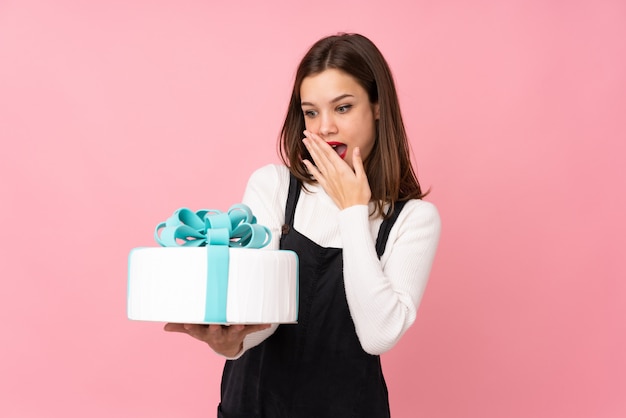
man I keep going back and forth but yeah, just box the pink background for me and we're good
[1,1,624,417]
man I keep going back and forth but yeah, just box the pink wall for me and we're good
[1,1,624,417]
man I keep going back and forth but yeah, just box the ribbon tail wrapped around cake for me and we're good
[127,204,298,324]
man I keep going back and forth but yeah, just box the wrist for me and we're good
[214,342,243,359]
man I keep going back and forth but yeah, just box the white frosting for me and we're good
[127,247,298,324]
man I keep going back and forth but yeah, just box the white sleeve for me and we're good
[241,164,289,251]
[224,164,290,360]
[339,200,441,355]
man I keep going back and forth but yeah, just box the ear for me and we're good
[373,102,380,120]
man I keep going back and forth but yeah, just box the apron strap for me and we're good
[375,200,408,259]
[280,173,302,243]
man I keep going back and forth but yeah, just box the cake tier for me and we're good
[127,247,298,324]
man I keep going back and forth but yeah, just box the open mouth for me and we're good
[327,142,348,159]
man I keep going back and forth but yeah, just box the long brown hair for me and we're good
[279,33,427,219]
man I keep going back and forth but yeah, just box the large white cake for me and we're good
[127,246,298,324]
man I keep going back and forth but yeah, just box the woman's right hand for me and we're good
[164,323,271,358]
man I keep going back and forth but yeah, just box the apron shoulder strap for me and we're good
[375,201,408,259]
[284,173,301,227]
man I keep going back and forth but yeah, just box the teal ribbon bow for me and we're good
[154,204,271,322]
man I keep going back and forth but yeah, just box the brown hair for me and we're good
[279,33,427,219]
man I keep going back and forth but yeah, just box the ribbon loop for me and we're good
[154,204,271,250]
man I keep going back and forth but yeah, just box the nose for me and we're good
[318,111,337,137]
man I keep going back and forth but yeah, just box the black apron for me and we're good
[218,175,406,418]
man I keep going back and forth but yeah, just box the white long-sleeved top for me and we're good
[230,164,441,358]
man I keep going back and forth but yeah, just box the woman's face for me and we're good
[300,68,379,169]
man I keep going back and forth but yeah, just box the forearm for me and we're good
[339,202,440,354]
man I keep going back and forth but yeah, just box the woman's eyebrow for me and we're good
[301,94,355,107]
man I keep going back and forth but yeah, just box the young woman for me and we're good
[165,33,441,417]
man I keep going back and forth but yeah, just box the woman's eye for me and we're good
[337,104,352,113]
[303,109,318,118]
